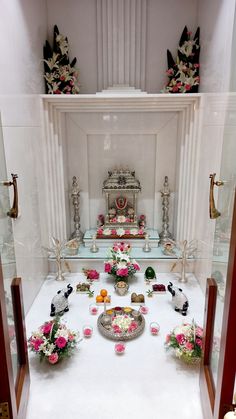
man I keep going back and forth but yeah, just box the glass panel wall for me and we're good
[0,114,19,383]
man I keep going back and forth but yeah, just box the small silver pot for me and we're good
[114,283,129,296]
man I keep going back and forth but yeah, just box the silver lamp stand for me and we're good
[159,176,172,244]
[70,176,83,244]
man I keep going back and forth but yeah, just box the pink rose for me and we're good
[88,270,99,280]
[97,228,103,235]
[90,307,98,315]
[133,263,140,271]
[83,328,92,337]
[172,85,179,93]
[104,262,112,273]
[48,352,59,364]
[68,334,75,342]
[185,84,191,91]
[196,327,203,337]
[165,334,171,343]
[128,321,138,333]
[32,338,44,351]
[138,229,144,235]
[176,334,186,345]
[41,322,52,334]
[196,338,203,348]
[140,306,148,314]
[111,229,117,235]
[151,327,159,335]
[116,267,128,277]
[112,325,122,334]
[55,336,67,349]
[166,68,174,76]
[115,343,125,353]
[185,341,194,351]
[125,230,130,235]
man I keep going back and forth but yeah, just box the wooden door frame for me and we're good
[0,259,30,419]
[200,191,236,419]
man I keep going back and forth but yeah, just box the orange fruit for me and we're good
[96,295,104,303]
[100,289,108,297]
[104,296,110,303]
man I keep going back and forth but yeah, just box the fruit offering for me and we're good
[152,284,166,292]
[131,292,145,303]
[95,289,111,303]
[76,282,91,292]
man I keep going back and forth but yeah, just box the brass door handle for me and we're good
[2,173,19,218]
[209,173,224,219]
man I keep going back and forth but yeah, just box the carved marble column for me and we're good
[96,0,147,91]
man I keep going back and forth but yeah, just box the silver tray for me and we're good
[97,307,145,341]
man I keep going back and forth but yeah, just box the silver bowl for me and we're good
[114,283,129,296]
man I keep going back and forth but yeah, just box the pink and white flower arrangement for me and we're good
[162,26,200,94]
[105,244,140,282]
[112,315,138,334]
[28,317,79,364]
[43,25,80,94]
[165,320,203,364]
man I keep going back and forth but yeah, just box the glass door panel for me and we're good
[210,114,236,388]
[0,116,19,384]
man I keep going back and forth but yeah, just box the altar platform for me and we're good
[25,272,204,419]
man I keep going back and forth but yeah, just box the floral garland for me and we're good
[162,26,200,94]
[97,227,145,237]
[43,25,80,94]
[28,317,80,364]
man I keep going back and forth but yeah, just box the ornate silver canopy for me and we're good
[102,168,141,228]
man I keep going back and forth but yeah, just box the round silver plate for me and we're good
[97,308,145,341]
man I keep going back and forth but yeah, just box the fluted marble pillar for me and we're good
[96,0,147,91]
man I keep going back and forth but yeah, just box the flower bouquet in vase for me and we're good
[104,242,140,284]
[165,320,203,365]
[28,317,80,364]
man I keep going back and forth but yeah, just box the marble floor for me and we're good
[25,273,205,419]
